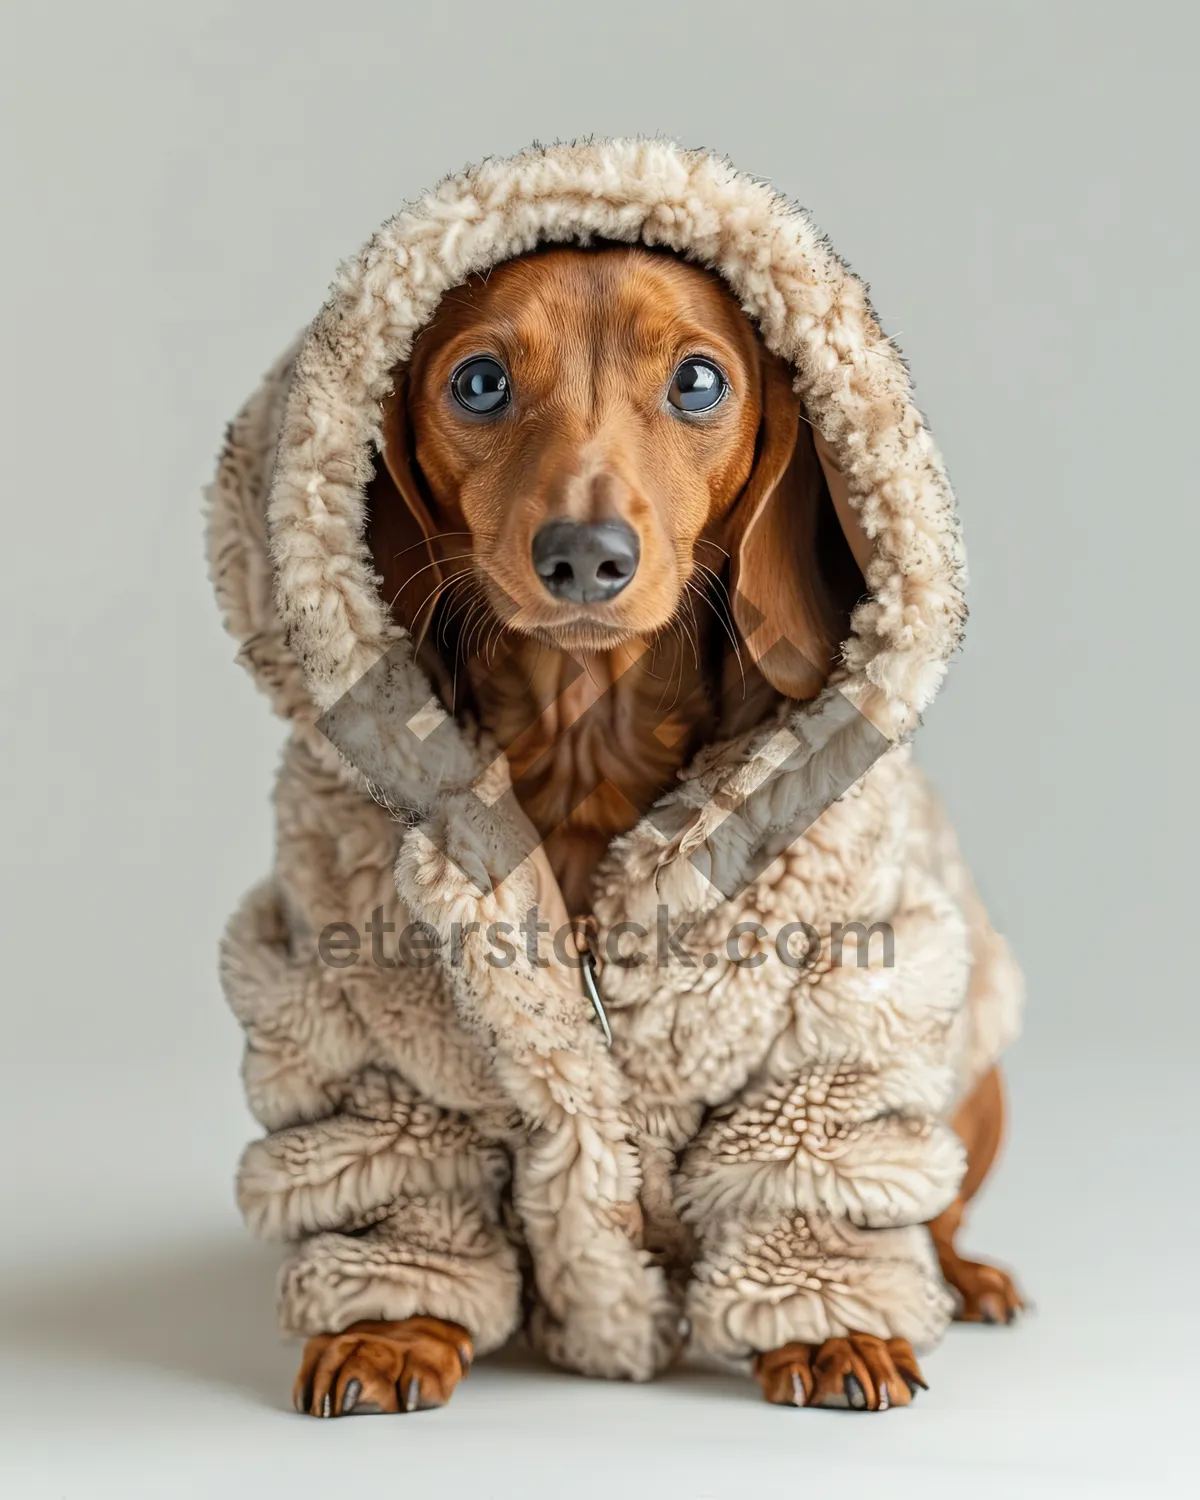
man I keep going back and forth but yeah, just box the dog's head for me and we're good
[370,245,862,698]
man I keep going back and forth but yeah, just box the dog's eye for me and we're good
[668,358,726,414]
[451,357,510,415]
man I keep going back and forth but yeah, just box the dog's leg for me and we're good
[687,1208,947,1411]
[293,1315,473,1417]
[680,877,979,1410]
[273,1194,523,1418]
[926,1064,1025,1324]
[747,1070,1023,1406]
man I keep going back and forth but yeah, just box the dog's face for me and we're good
[374,245,859,697]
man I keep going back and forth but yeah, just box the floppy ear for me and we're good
[726,357,864,700]
[366,371,446,638]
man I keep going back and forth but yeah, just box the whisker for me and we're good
[640,651,671,685]
[669,622,687,712]
[523,641,545,694]
[694,536,730,561]
[469,610,496,680]
[437,575,485,650]
[691,556,746,694]
[658,598,696,716]
[389,532,474,563]
[482,608,508,667]
[463,595,493,663]
[681,582,704,675]
[654,632,676,715]
[414,572,474,654]
[451,596,491,707]
[402,563,475,635]
[390,558,474,615]
[388,551,475,599]
[692,560,745,693]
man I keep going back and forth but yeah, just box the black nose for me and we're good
[531,520,640,604]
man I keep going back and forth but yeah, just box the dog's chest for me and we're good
[471,642,710,912]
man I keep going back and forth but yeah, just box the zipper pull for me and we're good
[575,919,613,1048]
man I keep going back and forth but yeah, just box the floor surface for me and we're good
[1,1046,1191,1499]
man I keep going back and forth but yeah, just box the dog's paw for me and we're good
[753,1334,926,1411]
[293,1316,472,1417]
[946,1257,1025,1325]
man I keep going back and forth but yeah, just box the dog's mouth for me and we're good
[519,611,639,654]
[468,550,690,658]
[474,573,658,654]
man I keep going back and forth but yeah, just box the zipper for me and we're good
[576,917,613,1048]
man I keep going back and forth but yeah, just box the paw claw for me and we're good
[978,1291,1008,1325]
[944,1255,1025,1325]
[756,1336,924,1412]
[293,1318,471,1419]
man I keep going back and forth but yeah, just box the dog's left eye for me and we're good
[668,358,726,414]
[451,356,511,415]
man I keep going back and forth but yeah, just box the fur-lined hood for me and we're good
[209,136,966,922]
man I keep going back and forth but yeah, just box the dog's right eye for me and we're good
[451,357,511,415]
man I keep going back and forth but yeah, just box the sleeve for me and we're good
[676,863,972,1360]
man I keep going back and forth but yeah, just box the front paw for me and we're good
[293,1316,472,1417]
[754,1334,927,1411]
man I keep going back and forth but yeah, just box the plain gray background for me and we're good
[2,2,1196,1495]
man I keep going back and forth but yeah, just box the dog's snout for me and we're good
[531,520,640,604]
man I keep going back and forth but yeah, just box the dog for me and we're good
[289,244,1022,1415]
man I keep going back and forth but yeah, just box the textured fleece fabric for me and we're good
[206,139,1023,1378]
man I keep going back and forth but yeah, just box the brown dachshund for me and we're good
[293,245,1022,1416]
